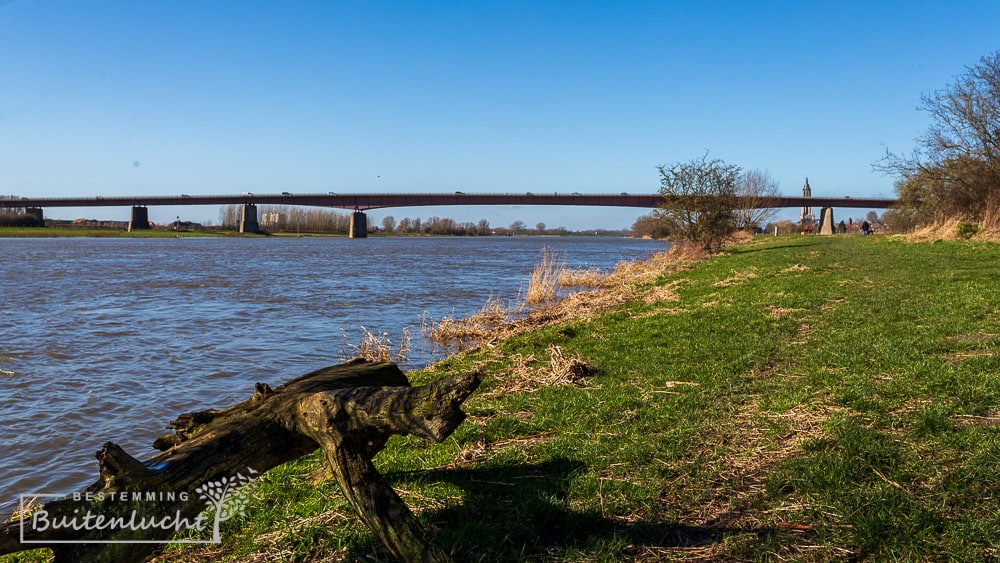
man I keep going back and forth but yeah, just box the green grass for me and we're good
[7,235,1000,561]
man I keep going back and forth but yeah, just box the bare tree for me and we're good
[875,51,1000,220]
[218,204,241,228]
[381,215,396,233]
[735,168,780,231]
[656,153,741,252]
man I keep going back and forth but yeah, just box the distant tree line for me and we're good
[218,205,599,236]
[218,204,354,233]
[378,216,572,236]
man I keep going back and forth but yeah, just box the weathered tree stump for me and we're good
[0,359,481,562]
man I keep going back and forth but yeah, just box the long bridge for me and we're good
[1,192,899,237]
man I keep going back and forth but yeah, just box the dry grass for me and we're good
[779,264,810,274]
[610,242,706,284]
[480,344,595,399]
[642,280,685,305]
[423,243,705,356]
[981,196,1000,238]
[555,243,707,294]
[423,294,514,350]
[682,400,846,533]
[2,497,42,524]
[905,200,1000,242]
[767,306,801,318]
[557,267,608,288]
[712,270,758,287]
[906,216,967,242]
[524,247,567,305]
[339,326,412,365]
[952,412,1000,429]
[441,432,556,470]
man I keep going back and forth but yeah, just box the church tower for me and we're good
[799,177,815,226]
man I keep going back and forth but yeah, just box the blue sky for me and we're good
[2,1,998,230]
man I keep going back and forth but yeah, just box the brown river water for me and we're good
[0,235,664,512]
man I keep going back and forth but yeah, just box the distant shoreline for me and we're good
[0,226,637,239]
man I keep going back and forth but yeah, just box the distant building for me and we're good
[799,178,815,226]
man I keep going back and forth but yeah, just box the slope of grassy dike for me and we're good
[157,234,998,561]
[10,235,996,562]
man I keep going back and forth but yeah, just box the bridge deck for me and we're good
[1,193,899,210]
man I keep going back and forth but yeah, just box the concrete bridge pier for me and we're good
[349,211,367,238]
[240,204,260,233]
[25,208,44,226]
[818,207,835,235]
[128,206,150,231]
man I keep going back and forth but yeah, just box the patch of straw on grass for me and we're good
[780,264,810,274]
[713,270,758,287]
[441,431,556,469]
[482,344,595,399]
[642,279,685,304]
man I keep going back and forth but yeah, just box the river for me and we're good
[0,235,664,512]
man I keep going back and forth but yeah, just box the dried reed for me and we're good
[557,267,609,288]
[524,247,566,305]
[981,195,1000,238]
[339,326,412,365]
[423,294,514,350]
[905,197,1000,242]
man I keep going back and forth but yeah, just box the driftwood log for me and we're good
[0,359,482,562]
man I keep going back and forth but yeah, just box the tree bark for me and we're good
[0,359,481,562]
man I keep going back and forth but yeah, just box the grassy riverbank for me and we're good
[7,234,999,561]
[151,234,998,561]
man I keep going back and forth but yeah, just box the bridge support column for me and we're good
[25,208,44,226]
[349,211,367,239]
[128,206,149,231]
[818,207,834,235]
[240,204,260,233]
